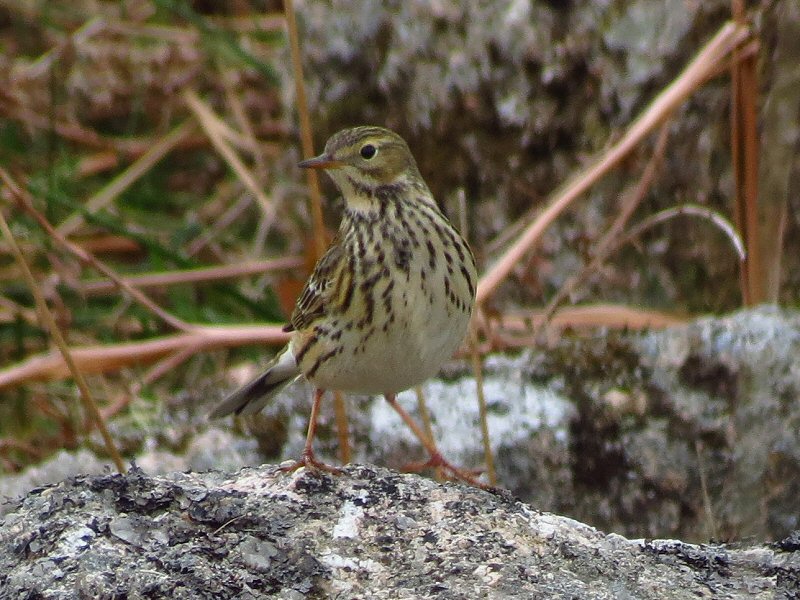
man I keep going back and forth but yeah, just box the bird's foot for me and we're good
[403,452,487,488]
[279,450,342,476]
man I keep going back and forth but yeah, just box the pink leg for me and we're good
[280,388,342,475]
[385,393,486,487]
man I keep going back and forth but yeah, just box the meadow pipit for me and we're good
[210,126,479,483]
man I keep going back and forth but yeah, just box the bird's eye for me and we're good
[360,144,377,160]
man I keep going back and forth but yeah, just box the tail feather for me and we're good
[209,347,300,419]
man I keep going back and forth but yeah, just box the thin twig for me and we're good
[57,120,197,237]
[537,123,672,332]
[1,169,193,332]
[0,189,126,474]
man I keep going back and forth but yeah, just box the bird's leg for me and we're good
[280,388,342,475]
[384,394,485,488]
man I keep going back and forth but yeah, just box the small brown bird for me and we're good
[210,126,478,483]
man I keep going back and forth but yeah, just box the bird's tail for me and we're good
[209,346,300,418]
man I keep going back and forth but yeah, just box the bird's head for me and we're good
[299,126,422,193]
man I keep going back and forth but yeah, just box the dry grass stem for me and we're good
[182,89,276,222]
[538,123,672,332]
[696,440,720,541]
[333,390,351,465]
[58,120,197,237]
[220,67,269,178]
[469,325,496,486]
[186,188,253,257]
[19,16,106,80]
[477,20,751,306]
[1,169,193,332]
[207,14,285,33]
[0,188,126,474]
[81,256,304,295]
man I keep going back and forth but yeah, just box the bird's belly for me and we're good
[298,282,471,396]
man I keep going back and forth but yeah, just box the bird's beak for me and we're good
[298,153,344,170]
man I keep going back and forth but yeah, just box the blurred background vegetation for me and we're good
[0,0,798,473]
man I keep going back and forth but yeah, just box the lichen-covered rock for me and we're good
[1,464,798,599]
[502,306,800,542]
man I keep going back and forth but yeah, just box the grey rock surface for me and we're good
[1,464,798,599]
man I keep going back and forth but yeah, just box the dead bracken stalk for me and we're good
[476,20,752,307]
[0,325,289,390]
[730,3,763,305]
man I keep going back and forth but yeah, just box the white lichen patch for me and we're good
[369,370,574,462]
[332,500,364,539]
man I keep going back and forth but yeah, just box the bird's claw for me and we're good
[279,451,342,476]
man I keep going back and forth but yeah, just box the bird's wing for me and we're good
[285,236,345,332]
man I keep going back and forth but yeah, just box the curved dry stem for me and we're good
[619,204,746,263]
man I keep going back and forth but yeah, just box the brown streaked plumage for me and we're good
[210,126,479,484]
